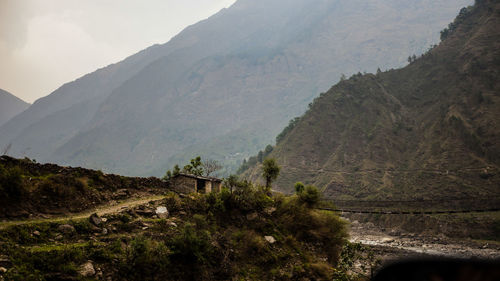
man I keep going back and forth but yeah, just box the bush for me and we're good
[120,236,170,279]
[278,196,347,262]
[0,164,25,200]
[298,185,320,207]
[294,182,305,194]
[170,223,214,265]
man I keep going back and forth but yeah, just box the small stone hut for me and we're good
[170,173,222,194]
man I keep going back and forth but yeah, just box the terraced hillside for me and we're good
[243,0,500,202]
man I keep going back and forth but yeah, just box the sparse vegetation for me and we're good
[276,117,301,144]
[0,171,354,280]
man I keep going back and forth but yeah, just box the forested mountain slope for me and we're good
[243,0,500,200]
[0,0,471,176]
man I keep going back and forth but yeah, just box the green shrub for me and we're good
[294,182,305,194]
[0,164,25,200]
[170,223,214,264]
[278,197,347,262]
[298,185,320,207]
[120,236,170,279]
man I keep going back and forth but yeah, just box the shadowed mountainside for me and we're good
[0,0,471,176]
[243,0,500,201]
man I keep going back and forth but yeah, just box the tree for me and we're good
[224,174,239,193]
[257,151,264,163]
[202,159,222,177]
[183,156,204,176]
[173,165,181,176]
[163,164,181,180]
[264,145,273,156]
[298,185,320,207]
[262,158,280,188]
[294,182,305,194]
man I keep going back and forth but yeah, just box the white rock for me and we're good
[155,206,169,219]
[79,261,95,277]
[264,236,276,244]
[381,237,394,243]
[0,267,7,273]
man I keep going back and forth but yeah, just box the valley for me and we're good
[1,0,499,280]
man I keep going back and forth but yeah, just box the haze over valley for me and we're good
[0,0,499,279]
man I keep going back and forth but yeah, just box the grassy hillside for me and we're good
[242,0,500,201]
[0,157,356,280]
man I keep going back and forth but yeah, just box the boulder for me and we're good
[89,213,102,226]
[0,267,7,274]
[264,236,276,244]
[79,261,95,277]
[381,237,395,244]
[33,230,40,237]
[264,207,277,215]
[155,206,169,219]
[58,224,76,234]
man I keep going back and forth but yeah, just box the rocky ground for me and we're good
[345,216,500,262]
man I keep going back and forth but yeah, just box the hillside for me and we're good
[0,157,354,280]
[242,0,500,201]
[0,89,29,127]
[0,0,471,176]
[0,156,169,219]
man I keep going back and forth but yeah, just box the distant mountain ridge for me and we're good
[243,0,500,200]
[0,89,29,127]
[0,0,472,176]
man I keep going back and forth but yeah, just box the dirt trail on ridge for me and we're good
[0,195,165,229]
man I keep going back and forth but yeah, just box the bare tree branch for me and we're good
[2,143,12,156]
[203,159,222,177]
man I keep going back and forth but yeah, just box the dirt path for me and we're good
[345,217,500,260]
[0,195,165,229]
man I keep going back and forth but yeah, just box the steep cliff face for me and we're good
[0,0,471,176]
[244,0,500,200]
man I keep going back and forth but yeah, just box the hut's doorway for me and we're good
[197,179,206,193]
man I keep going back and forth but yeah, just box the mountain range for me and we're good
[242,0,500,201]
[0,89,29,128]
[0,0,471,176]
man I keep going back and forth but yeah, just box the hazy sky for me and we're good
[0,0,237,103]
